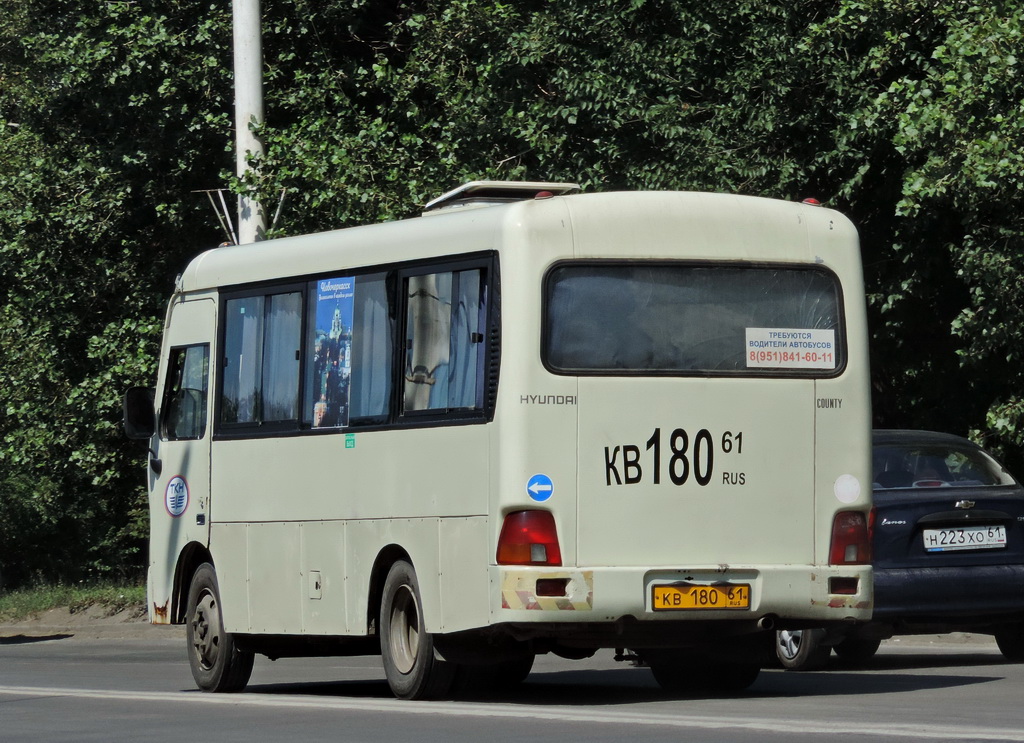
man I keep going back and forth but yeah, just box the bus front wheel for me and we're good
[186,563,254,692]
[380,560,458,700]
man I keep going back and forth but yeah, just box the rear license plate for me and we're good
[652,583,750,611]
[923,525,1007,552]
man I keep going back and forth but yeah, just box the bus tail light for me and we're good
[497,510,562,566]
[829,510,871,565]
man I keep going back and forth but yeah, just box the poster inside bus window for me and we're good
[311,277,354,428]
[745,328,837,370]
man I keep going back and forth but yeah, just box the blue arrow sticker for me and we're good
[526,474,554,502]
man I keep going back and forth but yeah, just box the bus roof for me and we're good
[177,190,854,293]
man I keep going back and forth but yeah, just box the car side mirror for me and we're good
[123,387,157,440]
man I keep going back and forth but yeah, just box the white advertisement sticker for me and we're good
[745,328,837,370]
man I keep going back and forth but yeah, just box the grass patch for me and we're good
[0,584,146,624]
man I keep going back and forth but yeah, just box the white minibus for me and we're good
[124,181,872,698]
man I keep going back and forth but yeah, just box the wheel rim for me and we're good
[191,588,222,671]
[777,629,804,661]
[388,582,421,675]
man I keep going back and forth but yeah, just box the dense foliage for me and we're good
[1,0,1022,586]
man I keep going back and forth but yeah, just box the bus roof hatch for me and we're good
[422,180,581,214]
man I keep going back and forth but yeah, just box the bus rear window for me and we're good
[543,263,844,376]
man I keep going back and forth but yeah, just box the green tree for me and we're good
[0,0,234,584]
[4,0,1024,587]
[798,2,1024,465]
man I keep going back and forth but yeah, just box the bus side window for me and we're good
[162,345,209,441]
[221,291,301,426]
[403,268,484,413]
[451,268,485,409]
[261,292,302,422]
[348,275,393,421]
[222,296,264,424]
[305,273,393,429]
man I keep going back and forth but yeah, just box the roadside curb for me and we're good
[0,623,185,641]
[0,606,185,641]
[883,632,997,649]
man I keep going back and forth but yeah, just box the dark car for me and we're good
[776,429,1024,669]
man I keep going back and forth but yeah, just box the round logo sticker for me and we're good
[165,476,190,517]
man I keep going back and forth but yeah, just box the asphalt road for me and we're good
[0,624,1021,743]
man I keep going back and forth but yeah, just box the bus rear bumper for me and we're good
[492,564,872,629]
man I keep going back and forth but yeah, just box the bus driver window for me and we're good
[161,344,209,441]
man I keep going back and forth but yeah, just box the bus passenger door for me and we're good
[148,297,215,623]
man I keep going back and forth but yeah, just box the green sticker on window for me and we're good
[345,433,356,449]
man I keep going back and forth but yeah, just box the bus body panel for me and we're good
[208,425,491,635]
[566,191,818,263]
[246,522,303,633]
[575,377,816,566]
[436,517,491,632]
[210,428,489,524]
[299,520,350,634]
[489,201,581,567]
[808,201,874,583]
[208,523,249,631]
[211,513,493,636]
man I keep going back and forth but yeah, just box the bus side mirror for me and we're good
[123,387,157,440]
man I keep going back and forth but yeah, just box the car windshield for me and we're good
[873,442,1018,490]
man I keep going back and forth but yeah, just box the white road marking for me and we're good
[0,685,1023,740]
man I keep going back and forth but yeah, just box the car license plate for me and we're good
[652,583,750,611]
[923,525,1007,552]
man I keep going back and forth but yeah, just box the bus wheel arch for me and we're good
[172,542,213,624]
[367,545,412,638]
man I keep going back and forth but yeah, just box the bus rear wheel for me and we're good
[456,653,536,695]
[646,652,760,695]
[833,633,881,664]
[488,653,535,687]
[380,560,458,700]
[186,563,254,692]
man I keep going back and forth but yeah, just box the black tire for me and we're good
[380,560,459,700]
[775,629,830,671]
[647,654,760,695]
[995,623,1024,662]
[483,654,536,688]
[649,664,697,694]
[710,662,760,692]
[186,563,254,692]
[456,653,535,696]
[833,633,881,664]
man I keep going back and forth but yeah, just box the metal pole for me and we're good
[233,0,265,243]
